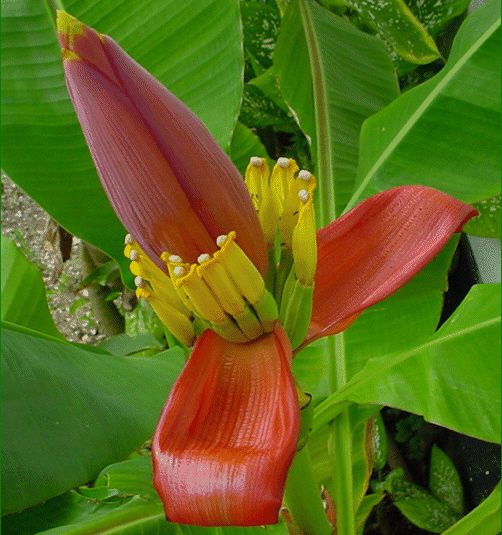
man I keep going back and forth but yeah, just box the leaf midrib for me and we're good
[314,314,500,428]
[58,506,165,535]
[299,0,336,226]
[346,16,501,211]
[95,512,165,534]
[346,314,499,392]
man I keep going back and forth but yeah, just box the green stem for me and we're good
[81,243,124,336]
[284,446,333,535]
[326,334,355,535]
[329,413,355,533]
[298,1,355,530]
[298,0,336,225]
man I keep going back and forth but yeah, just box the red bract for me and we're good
[305,186,477,345]
[58,14,267,274]
[152,325,299,526]
[57,11,477,528]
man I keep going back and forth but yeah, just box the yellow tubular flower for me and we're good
[214,232,265,305]
[124,156,317,349]
[128,249,189,315]
[244,158,276,245]
[279,169,317,249]
[244,156,266,210]
[292,191,317,286]
[242,157,318,347]
[161,254,198,314]
[136,285,195,347]
[159,232,279,343]
[172,264,228,324]
[270,157,299,220]
[196,254,246,316]
[124,235,195,346]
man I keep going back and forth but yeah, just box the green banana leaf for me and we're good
[314,284,501,444]
[2,325,184,514]
[347,0,501,210]
[274,0,399,221]
[1,237,62,339]
[443,483,500,535]
[293,237,458,403]
[3,456,289,535]
[229,122,270,174]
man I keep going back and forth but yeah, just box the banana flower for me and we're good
[57,12,477,527]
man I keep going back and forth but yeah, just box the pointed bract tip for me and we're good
[56,10,85,40]
[277,157,290,169]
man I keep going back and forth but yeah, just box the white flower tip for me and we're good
[134,276,144,288]
[168,254,183,263]
[277,157,290,168]
[197,253,211,264]
[216,235,228,247]
[250,156,263,167]
[298,170,311,181]
[129,249,139,261]
[124,233,133,245]
[298,189,309,203]
[173,266,186,278]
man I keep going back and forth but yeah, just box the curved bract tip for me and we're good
[304,186,478,347]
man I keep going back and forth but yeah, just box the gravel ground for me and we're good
[2,174,105,343]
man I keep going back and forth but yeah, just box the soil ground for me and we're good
[2,174,105,344]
